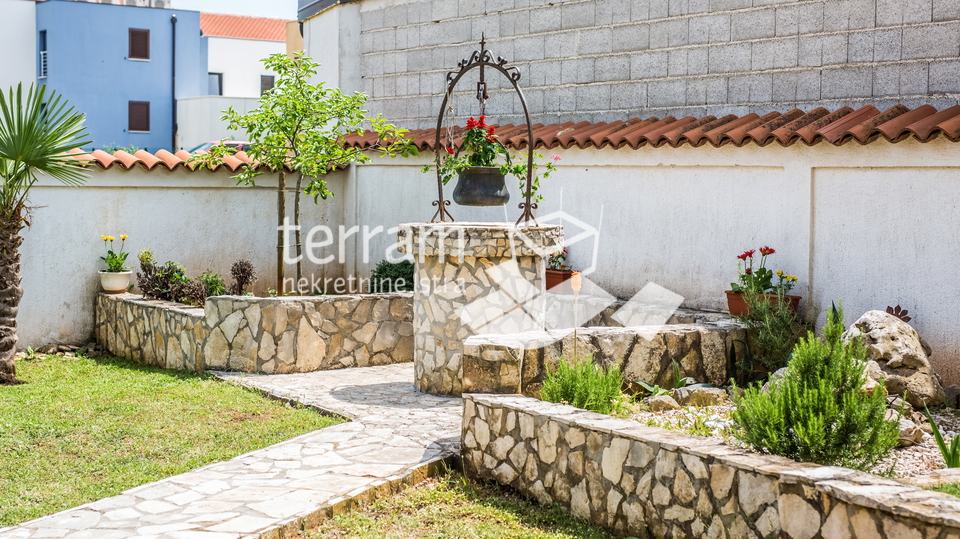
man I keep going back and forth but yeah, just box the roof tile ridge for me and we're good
[930,109,960,141]
[110,150,140,170]
[903,105,960,141]
[815,105,881,145]
[602,118,661,148]
[662,116,721,147]
[620,117,677,148]
[566,122,623,149]
[643,117,698,148]
[677,115,741,147]
[154,149,184,170]
[794,107,855,145]
[523,122,579,150]
[89,149,118,169]
[708,113,768,146]
[133,150,162,170]
[746,109,804,146]
[588,118,648,148]
[771,108,831,146]
[842,105,911,144]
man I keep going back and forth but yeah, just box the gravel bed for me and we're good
[628,400,960,479]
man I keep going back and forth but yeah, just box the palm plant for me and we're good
[0,84,90,384]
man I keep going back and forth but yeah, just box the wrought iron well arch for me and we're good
[431,36,538,226]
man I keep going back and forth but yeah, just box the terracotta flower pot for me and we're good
[99,270,132,294]
[452,166,509,206]
[725,290,801,317]
[546,269,575,294]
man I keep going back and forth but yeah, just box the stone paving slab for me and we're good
[0,364,462,539]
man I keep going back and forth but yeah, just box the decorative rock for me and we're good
[672,386,728,407]
[898,418,924,447]
[779,494,820,539]
[845,311,944,407]
[644,395,681,411]
[946,385,960,409]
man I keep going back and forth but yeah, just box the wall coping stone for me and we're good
[463,393,960,532]
[397,222,564,258]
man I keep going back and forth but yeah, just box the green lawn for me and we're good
[312,473,622,539]
[931,482,960,498]
[0,354,341,526]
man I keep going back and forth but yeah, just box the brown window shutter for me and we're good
[129,29,150,60]
[128,101,150,132]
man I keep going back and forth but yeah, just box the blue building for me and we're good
[36,0,208,152]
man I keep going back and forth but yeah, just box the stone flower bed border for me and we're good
[95,292,413,373]
[462,394,960,539]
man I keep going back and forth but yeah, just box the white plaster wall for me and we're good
[344,139,960,384]
[302,5,341,88]
[0,0,37,91]
[206,36,285,98]
[19,167,346,349]
[176,96,260,150]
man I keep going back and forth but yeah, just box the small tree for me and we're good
[0,84,90,384]
[192,52,416,292]
[732,304,899,470]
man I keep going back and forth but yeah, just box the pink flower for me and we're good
[552,154,562,161]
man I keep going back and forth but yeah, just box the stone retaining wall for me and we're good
[95,293,413,373]
[462,394,960,539]
[462,320,745,397]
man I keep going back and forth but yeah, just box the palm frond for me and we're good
[0,83,91,214]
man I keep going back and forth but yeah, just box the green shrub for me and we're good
[369,259,414,292]
[540,356,628,416]
[731,304,899,470]
[734,291,807,373]
[198,270,227,297]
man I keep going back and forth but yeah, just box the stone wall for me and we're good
[462,320,744,396]
[463,394,960,539]
[305,0,960,129]
[95,292,413,373]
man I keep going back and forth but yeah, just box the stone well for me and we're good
[397,222,563,396]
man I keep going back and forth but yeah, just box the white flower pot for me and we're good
[99,270,132,294]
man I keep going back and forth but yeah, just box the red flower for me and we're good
[759,246,775,255]
[737,250,755,260]
[478,115,487,128]
[446,147,455,154]
[487,125,495,136]
[745,268,753,274]
[466,117,477,130]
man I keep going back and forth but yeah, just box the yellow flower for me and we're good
[101,235,107,241]
[108,236,115,241]
[120,234,128,240]
[789,275,798,282]
[776,270,784,277]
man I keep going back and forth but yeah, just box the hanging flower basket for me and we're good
[452,166,509,206]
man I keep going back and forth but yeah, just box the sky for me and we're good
[170,0,298,19]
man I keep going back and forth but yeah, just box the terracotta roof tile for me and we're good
[69,104,960,174]
[200,13,288,41]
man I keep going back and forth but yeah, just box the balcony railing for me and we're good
[39,51,48,78]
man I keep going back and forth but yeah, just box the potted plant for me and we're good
[424,115,557,206]
[726,246,800,316]
[99,234,131,294]
[546,247,575,294]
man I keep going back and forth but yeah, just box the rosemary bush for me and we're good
[540,356,628,416]
[735,290,808,372]
[731,304,899,470]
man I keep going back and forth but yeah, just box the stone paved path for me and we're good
[0,364,461,539]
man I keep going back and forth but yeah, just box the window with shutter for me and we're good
[128,101,150,132]
[129,29,150,60]
[260,75,274,96]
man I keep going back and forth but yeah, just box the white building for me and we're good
[201,13,288,99]
[0,0,37,92]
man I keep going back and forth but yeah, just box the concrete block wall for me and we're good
[331,0,960,128]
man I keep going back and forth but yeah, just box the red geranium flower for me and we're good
[737,250,755,260]
[466,117,477,130]
[759,246,775,255]
[446,147,455,154]
[744,267,752,274]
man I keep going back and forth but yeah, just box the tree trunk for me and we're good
[277,171,286,293]
[0,213,23,385]
[294,173,303,291]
